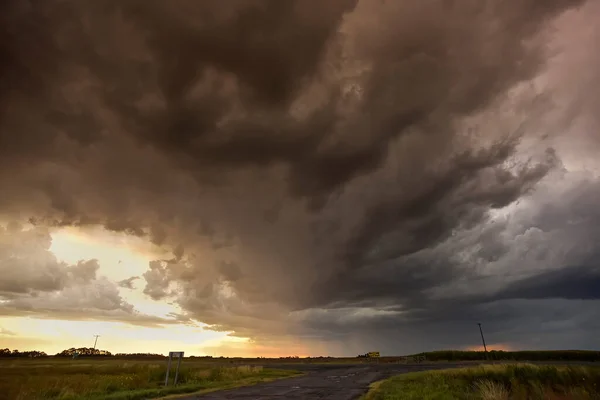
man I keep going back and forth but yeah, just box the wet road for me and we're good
[176,363,466,400]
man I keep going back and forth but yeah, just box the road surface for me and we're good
[175,363,465,400]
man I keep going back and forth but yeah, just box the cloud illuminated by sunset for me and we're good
[465,344,515,352]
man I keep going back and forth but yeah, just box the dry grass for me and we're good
[475,380,509,400]
[0,359,296,400]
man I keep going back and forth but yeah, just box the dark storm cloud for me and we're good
[0,0,597,353]
[340,146,555,268]
[0,0,582,200]
[333,299,600,355]
[291,172,600,353]
[498,264,600,301]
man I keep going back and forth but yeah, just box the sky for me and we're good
[0,0,599,357]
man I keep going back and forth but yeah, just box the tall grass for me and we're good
[0,359,294,400]
[364,364,600,400]
[476,380,509,400]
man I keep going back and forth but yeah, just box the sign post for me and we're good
[165,351,184,387]
[174,353,183,385]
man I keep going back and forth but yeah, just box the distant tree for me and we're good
[55,347,112,357]
[0,349,47,358]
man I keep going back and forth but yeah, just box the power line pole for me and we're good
[477,323,487,352]
[93,335,100,350]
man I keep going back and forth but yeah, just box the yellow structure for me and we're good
[367,351,380,358]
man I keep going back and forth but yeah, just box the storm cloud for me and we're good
[0,0,598,354]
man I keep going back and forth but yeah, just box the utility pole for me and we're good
[477,323,487,353]
[93,335,100,350]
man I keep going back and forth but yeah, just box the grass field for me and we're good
[362,364,600,400]
[0,358,300,400]
[412,350,600,363]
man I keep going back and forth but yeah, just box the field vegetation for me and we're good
[0,358,300,400]
[413,350,600,363]
[4,347,600,364]
[363,364,600,400]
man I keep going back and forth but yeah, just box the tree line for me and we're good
[0,348,47,358]
[0,348,164,358]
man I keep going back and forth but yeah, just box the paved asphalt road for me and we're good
[174,361,598,400]
[176,363,466,400]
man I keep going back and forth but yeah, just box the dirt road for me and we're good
[175,363,463,400]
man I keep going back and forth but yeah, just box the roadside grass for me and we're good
[0,359,300,400]
[362,364,600,400]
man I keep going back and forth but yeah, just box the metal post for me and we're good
[164,354,172,386]
[478,323,488,352]
[174,354,182,385]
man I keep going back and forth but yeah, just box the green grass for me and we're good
[0,358,300,400]
[362,364,600,400]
